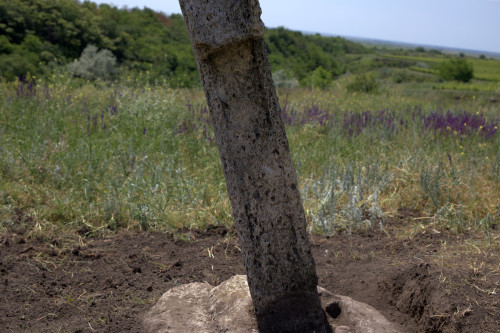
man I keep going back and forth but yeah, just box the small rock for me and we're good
[335,326,352,333]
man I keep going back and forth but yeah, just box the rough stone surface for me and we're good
[144,275,406,333]
[318,287,403,333]
[178,1,328,331]
[209,273,258,332]
[144,282,212,332]
[144,275,257,333]
[179,0,265,60]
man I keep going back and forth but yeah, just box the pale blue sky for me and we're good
[92,0,500,54]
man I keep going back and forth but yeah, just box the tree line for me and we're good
[0,0,369,87]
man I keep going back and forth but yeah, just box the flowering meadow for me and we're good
[0,75,499,239]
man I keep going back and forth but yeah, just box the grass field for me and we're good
[1,74,498,240]
[1,65,499,333]
[434,81,500,92]
[379,54,500,81]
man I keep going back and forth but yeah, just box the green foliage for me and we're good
[68,45,117,80]
[438,58,474,82]
[0,32,55,80]
[391,70,411,84]
[265,27,368,83]
[1,0,371,87]
[2,0,499,89]
[0,0,198,85]
[346,74,379,93]
[0,35,13,53]
[0,53,37,81]
[0,0,102,58]
[304,66,333,89]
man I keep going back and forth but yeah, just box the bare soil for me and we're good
[1,214,499,332]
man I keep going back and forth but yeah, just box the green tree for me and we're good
[438,58,474,82]
[346,73,379,93]
[0,33,48,80]
[0,35,13,53]
[304,66,333,89]
[264,26,364,85]
[0,53,37,80]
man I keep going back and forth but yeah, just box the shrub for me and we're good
[68,45,117,80]
[438,58,474,83]
[272,69,299,89]
[0,35,14,54]
[304,66,333,89]
[392,70,410,84]
[346,73,379,93]
[0,53,38,81]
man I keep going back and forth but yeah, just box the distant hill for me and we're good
[311,33,500,60]
[0,0,369,86]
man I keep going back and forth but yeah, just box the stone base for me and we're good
[144,275,404,333]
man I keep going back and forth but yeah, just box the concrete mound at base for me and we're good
[144,275,405,333]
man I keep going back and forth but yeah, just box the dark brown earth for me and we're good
[1,214,499,333]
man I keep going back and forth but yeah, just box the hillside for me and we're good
[0,0,368,86]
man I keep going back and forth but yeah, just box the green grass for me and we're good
[434,81,500,92]
[0,76,230,235]
[378,54,500,81]
[281,88,499,234]
[469,58,500,81]
[0,74,499,240]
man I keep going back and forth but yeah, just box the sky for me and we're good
[92,0,500,54]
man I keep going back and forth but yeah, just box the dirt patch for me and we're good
[1,224,498,332]
[388,263,454,332]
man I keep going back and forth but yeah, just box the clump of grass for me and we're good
[0,77,231,237]
[302,160,393,234]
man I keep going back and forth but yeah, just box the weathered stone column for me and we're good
[178,1,331,332]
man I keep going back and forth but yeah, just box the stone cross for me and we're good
[178,1,330,331]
